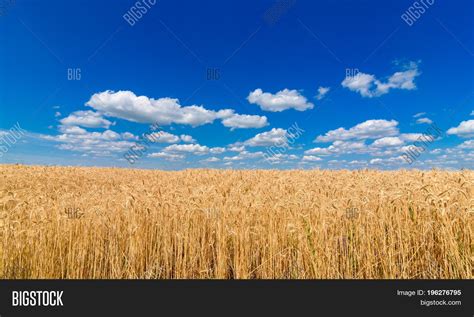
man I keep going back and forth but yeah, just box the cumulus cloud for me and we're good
[201,157,220,163]
[457,139,474,149]
[316,86,330,100]
[87,91,214,126]
[304,117,448,161]
[247,88,314,112]
[180,134,196,143]
[57,125,88,135]
[399,133,424,142]
[416,117,433,124]
[243,128,289,147]
[220,112,268,129]
[224,151,265,162]
[315,119,399,142]
[43,126,135,156]
[148,152,184,161]
[264,153,298,164]
[227,145,246,152]
[305,140,367,156]
[306,122,440,158]
[371,136,404,148]
[447,120,474,138]
[369,156,405,165]
[341,73,376,98]
[163,144,210,155]
[304,147,332,156]
[369,143,426,158]
[146,131,180,143]
[86,90,266,129]
[210,147,226,154]
[121,132,138,140]
[163,143,225,156]
[331,140,367,153]
[341,61,420,97]
[302,155,322,162]
[60,110,113,128]
[349,160,367,166]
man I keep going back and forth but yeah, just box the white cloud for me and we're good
[241,151,265,158]
[223,155,244,161]
[163,143,225,156]
[180,134,196,143]
[341,73,376,98]
[416,117,433,124]
[341,61,420,98]
[331,140,367,153]
[305,123,441,158]
[163,144,210,155]
[220,112,268,129]
[369,158,383,164]
[86,90,263,129]
[87,91,214,126]
[471,110,474,116]
[227,145,246,152]
[210,147,226,154]
[315,119,399,142]
[243,128,289,147]
[304,147,332,155]
[201,157,220,163]
[148,152,184,161]
[376,61,420,91]
[399,133,424,142]
[54,111,61,118]
[447,120,474,138]
[369,143,425,158]
[457,139,474,149]
[302,155,322,162]
[121,132,138,140]
[316,86,330,100]
[247,88,314,112]
[224,151,265,161]
[413,112,426,118]
[371,136,404,148]
[398,145,424,154]
[264,153,298,164]
[58,125,88,135]
[146,131,180,143]
[45,127,135,156]
[369,156,404,165]
[306,120,444,160]
[305,140,367,156]
[60,110,113,128]
[349,160,366,165]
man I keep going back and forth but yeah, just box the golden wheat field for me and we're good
[0,164,472,279]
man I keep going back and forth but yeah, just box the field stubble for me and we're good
[0,165,472,279]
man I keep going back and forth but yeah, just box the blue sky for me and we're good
[0,0,473,169]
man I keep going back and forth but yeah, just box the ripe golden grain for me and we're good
[0,164,472,279]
